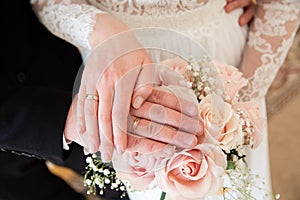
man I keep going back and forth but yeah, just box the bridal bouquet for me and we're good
[84,57,275,199]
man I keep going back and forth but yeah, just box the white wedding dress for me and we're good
[31,0,300,199]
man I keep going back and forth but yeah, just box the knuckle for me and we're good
[146,122,161,137]
[151,89,164,103]
[174,97,181,110]
[150,104,167,120]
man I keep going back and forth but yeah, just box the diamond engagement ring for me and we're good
[85,94,99,101]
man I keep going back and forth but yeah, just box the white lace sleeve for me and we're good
[30,0,106,50]
[239,0,300,101]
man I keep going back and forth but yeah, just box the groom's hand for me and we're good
[128,87,203,154]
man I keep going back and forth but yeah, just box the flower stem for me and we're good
[160,192,166,200]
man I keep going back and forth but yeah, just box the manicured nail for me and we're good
[115,146,124,154]
[184,135,197,147]
[194,122,204,136]
[187,105,197,116]
[133,96,144,108]
[101,152,112,163]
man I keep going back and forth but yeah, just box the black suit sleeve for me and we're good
[0,0,83,165]
[0,86,73,165]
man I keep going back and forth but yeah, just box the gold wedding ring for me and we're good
[85,94,99,101]
[132,118,140,134]
[251,0,257,4]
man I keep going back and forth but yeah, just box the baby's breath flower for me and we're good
[85,179,92,186]
[84,155,127,198]
[86,157,92,164]
[104,177,111,184]
[103,169,110,176]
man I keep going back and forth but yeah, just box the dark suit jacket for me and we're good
[0,0,83,165]
[0,2,130,199]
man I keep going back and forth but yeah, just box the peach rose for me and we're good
[156,144,227,200]
[198,93,232,141]
[198,93,244,150]
[218,112,244,151]
[112,148,167,190]
[233,101,266,148]
[215,62,248,103]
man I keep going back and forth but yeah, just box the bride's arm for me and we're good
[239,0,300,101]
[30,0,112,51]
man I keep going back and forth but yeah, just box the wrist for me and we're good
[88,13,131,50]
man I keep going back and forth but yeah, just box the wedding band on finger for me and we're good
[132,117,140,134]
[85,94,99,101]
[251,0,257,4]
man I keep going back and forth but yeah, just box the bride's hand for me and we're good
[225,0,257,26]
[74,14,154,161]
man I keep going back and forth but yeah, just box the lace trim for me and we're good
[32,0,105,50]
[87,0,208,16]
[240,1,300,101]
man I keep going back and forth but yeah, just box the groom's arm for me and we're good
[0,0,83,166]
[0,86,74,165]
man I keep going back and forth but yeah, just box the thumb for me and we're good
[132,63,155,109]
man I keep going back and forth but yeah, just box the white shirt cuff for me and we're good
[62,134,70,150]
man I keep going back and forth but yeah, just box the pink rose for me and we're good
[215,62,248,103]
[218,112,244,151]
[198,93,244,150]
[233,101,266,148]
[112,148,167,190]
[198,93,232,141]
[156,144,227,200]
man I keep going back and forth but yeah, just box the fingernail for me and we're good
[239,18,246,26]
[101,152,112,163]
[226,4,234,12]
[179,79,188,87]
[115,146,124,154]
[187,105,197,116]
[163,146,175,156]
[195,122,204,136]
[133,96,144,108]
[184,135,197,147]
[83,148,90,155]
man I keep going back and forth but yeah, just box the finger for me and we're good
[224,0,252,13]
[64,95,86,147]
[76,84,86,134]
[83,90,100,153]
[65,95,97,153]
[128,117,198,149]
[111,61,142,153]
[126,133,175,157]
[147,87,198,117]
[130,102,203,135]
[132,62,155,109]
[97,79,114,162]
[239,4,256,26]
